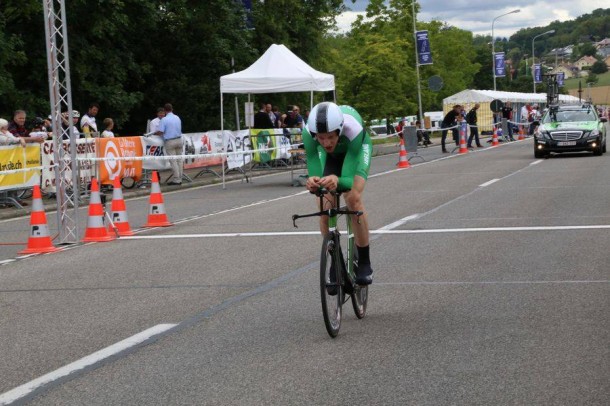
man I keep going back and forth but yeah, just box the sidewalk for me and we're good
[0,142,402,221]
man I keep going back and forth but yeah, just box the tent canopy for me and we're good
[220,44,335,94]
[444,89,579,105]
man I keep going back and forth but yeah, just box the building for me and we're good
[550,64,578,79]
[574,55,597,70]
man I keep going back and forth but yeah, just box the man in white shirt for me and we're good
[155,103,183,185]
[80,103,100,138]
[149,107,165,134]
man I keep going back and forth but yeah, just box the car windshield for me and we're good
[542,109,597,123]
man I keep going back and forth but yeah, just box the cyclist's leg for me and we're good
[343,176,373,285]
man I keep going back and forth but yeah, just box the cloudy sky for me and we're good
[338,0,604,38]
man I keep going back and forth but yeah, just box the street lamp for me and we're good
[532,30,555,93]
[492,9,520,91]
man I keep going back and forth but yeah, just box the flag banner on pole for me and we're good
[416,31,433,65]
[494,52,505,77]
[534,64,542,84]
[557,72,565,87]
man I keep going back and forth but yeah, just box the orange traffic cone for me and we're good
[396,138,411,168]
[108,176,134,236]
[518,126,525,140]
[83,178,115,242]
[19,185,59,254]
[492,126,500,146]
[143,171,172,227]
[458,123,468,154]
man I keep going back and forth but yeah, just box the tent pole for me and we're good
[221,90,226,189]
[310,91,313,110]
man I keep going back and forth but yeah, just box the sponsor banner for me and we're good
[494,52,505,77]
[41,139,95,193]
[557,72,565,87]
[249,129,292,163]
[183,132,225,169]
[534,64,542,84]
[96,137,143,185]
[225,130,251,170]
[416,30,433,65]
[141,135,171,171]
[0,144,41,191]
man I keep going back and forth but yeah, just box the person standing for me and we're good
[253,102,274,129]
[80,103,100,138]
[155,103,183,185]
[8,110,44,143]
[441,105,461,153]
[149,107,165,135]
[501,101,515,141]
[101,118,115,138]
[466,103,483,148]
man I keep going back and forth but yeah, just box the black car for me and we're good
[534,104,607,158]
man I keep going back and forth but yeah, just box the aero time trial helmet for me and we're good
[307,102,344,136]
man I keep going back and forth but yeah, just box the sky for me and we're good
[338,0,604,38]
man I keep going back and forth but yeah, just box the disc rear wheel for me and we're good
[320,234,342,337]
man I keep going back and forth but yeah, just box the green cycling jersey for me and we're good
[302,105,372,191]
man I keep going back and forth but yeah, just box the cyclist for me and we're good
[302,102,373,285]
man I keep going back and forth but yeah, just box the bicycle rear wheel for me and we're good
[320,233,342,338]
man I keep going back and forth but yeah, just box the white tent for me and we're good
[220,44,335,94]
[218,44,335,187]
[443,89,579,105]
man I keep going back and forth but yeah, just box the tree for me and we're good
[591,60,608,74]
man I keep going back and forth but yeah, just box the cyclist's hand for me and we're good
[318,175,338,191]
[306,176,321,193]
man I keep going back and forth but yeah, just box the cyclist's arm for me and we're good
[302,128,324,178]
[338,130,371,191]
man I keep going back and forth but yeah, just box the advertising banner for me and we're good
[557,72,565,87]
[416,31,433,65]
[96,137,143,185]
[0,144,40,191]
[494,52,505,77]
[534,64,542,84]
[225,130,251,170]
[141,135,171,171]
[41,139,95,193]
[183,132,225,169]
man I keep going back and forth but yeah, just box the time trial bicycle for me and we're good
[292,188,368,337]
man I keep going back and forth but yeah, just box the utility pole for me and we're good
[412,1,424,133]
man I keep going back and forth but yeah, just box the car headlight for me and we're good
[586,129,600,138]
[536,131,550,140]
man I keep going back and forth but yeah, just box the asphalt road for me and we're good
[0,138,608,405]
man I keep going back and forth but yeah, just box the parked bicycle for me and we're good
[292,188,368,337]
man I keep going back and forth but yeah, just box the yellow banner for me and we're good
[0,144,41,191]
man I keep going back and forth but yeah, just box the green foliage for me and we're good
[591,60,609,74]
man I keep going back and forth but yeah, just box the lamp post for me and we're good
[492,9,520,91]
[532,30,555,93]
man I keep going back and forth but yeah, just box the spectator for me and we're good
[466,103,483,148]
[8,110,44,143]
[265,104,277,128]
[283,105,304,130]
[155,103,183,186]
[520,103,531,136]
[80,103,100,138]
[28,117,50,140]
[303,109,310,124]
[101,118,115,138]
[149,107,165,135]
[0,118,26,147]
[272,106,282,128]
[501,101,515,141]
[529,104,541,136]
[61,110,81,139]
[441,105,461,153]
[253,102,274,129]
[43,116,53,132]
[415,120,432,146]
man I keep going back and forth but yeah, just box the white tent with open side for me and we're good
[218,44,335,187]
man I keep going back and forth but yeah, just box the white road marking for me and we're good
[479,178,500,188]
[0,324,176,406]
[119,224,610,240]
[0,259,16,266]
[378,214,420,230]
[375,280,610,286]
[530,160,543,165]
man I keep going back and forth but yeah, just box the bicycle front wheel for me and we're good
[320,233,342,338]
[346,215,368,319]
